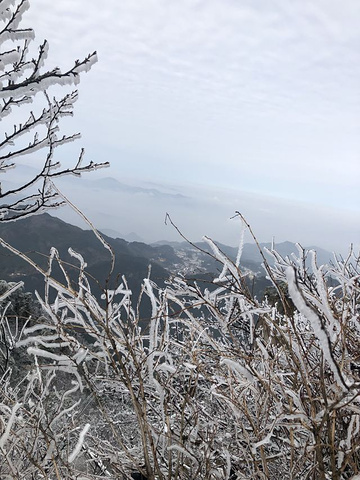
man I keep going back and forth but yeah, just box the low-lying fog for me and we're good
[4,165,358,254]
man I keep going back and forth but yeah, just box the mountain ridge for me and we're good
[0,214,171,300]
[0,214,333,300]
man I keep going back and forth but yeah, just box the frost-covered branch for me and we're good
[2,222,358,478]
[0,0,108,222]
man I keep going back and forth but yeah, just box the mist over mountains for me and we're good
[93,177,188,201]
[3,164,358,254]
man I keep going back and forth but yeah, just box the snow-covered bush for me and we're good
[1,224,359,479]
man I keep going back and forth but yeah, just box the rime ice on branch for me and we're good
[0,0,108,222]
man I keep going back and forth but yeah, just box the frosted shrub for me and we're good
[1,226,359,479]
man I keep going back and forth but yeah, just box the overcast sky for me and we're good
[20,1,360,251]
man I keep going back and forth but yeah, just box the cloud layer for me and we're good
[17,1,360,248]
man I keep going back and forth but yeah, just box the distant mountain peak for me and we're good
[92,177,188,200]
